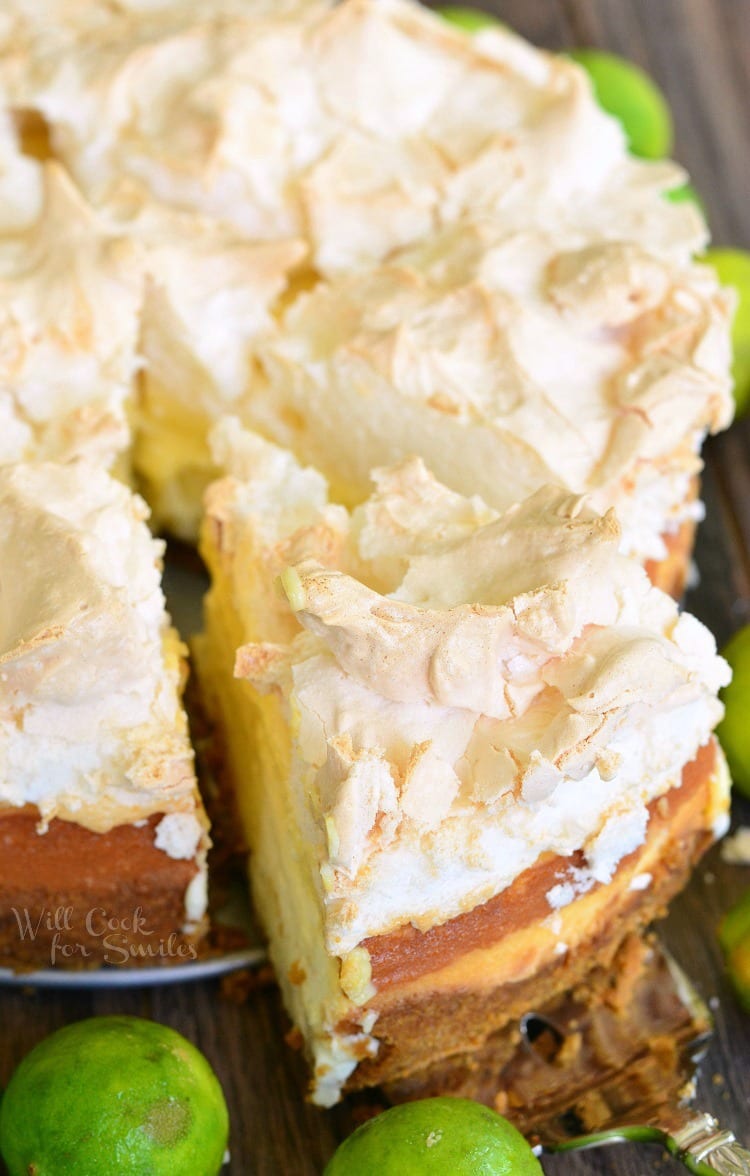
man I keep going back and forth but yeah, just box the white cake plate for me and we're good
[0,947,267,989]
[0,869,269,988]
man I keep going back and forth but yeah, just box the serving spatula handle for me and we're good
[537,1113,750,1174]
[669,1113,750,1175]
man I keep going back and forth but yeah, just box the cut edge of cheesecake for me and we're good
[193,422,730,1105]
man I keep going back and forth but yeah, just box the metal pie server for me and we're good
[523,953,750,1174]
[538,1113,750,1174]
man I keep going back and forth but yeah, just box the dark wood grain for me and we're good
[2,4,749,1175]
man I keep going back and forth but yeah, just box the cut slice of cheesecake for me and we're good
[0,461,209,969]
[195,421,730,1106]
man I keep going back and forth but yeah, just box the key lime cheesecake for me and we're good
[195,421,730,1106]
[0,461,209,969]
[0,0,734,1024]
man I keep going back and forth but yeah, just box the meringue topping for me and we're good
[0,0,731,555]
[0,0,715,273]
[103,184,307,536]
[0,105,42,231]
[0,162,142,468]
[252,218,733,563]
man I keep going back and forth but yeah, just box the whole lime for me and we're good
[665,182,705,216]
[718,888,750,1013]
[702,249,750,418]
[437,7,503,33]
[568,48,673,159]
[324,1098,543,1175]
[728,937,750,1013]
[719,888,750,958]
[718,625,750,797]
[0,1016,229,1176]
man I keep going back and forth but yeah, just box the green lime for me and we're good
[702,249,750,417]
[437,7,503,33]
[568,48,673,159]
[728,937,750,1013]
[665,182,705,216]
[0,1016,228,1176]
[324,1098,543,1175]
[717,625,750,795]
[719,888,750,957]
[719,890,750,1013]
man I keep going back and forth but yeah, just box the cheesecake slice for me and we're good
[195,421,730,1106]
[0,461,209,969]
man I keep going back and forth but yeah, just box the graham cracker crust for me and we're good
[383,932,710,1135]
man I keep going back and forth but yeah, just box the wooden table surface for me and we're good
[2,2,750,1173]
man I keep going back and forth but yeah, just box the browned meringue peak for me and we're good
[276,486,698,721]
[0,461,206,857]
[98,183,307,415]
[0,476,143,704]
[351,458,497,591]
[253,217,733,562]
[0,0,333,237]
[0,162,143,468]
[208,413,340,541]
[0,0,707,274]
